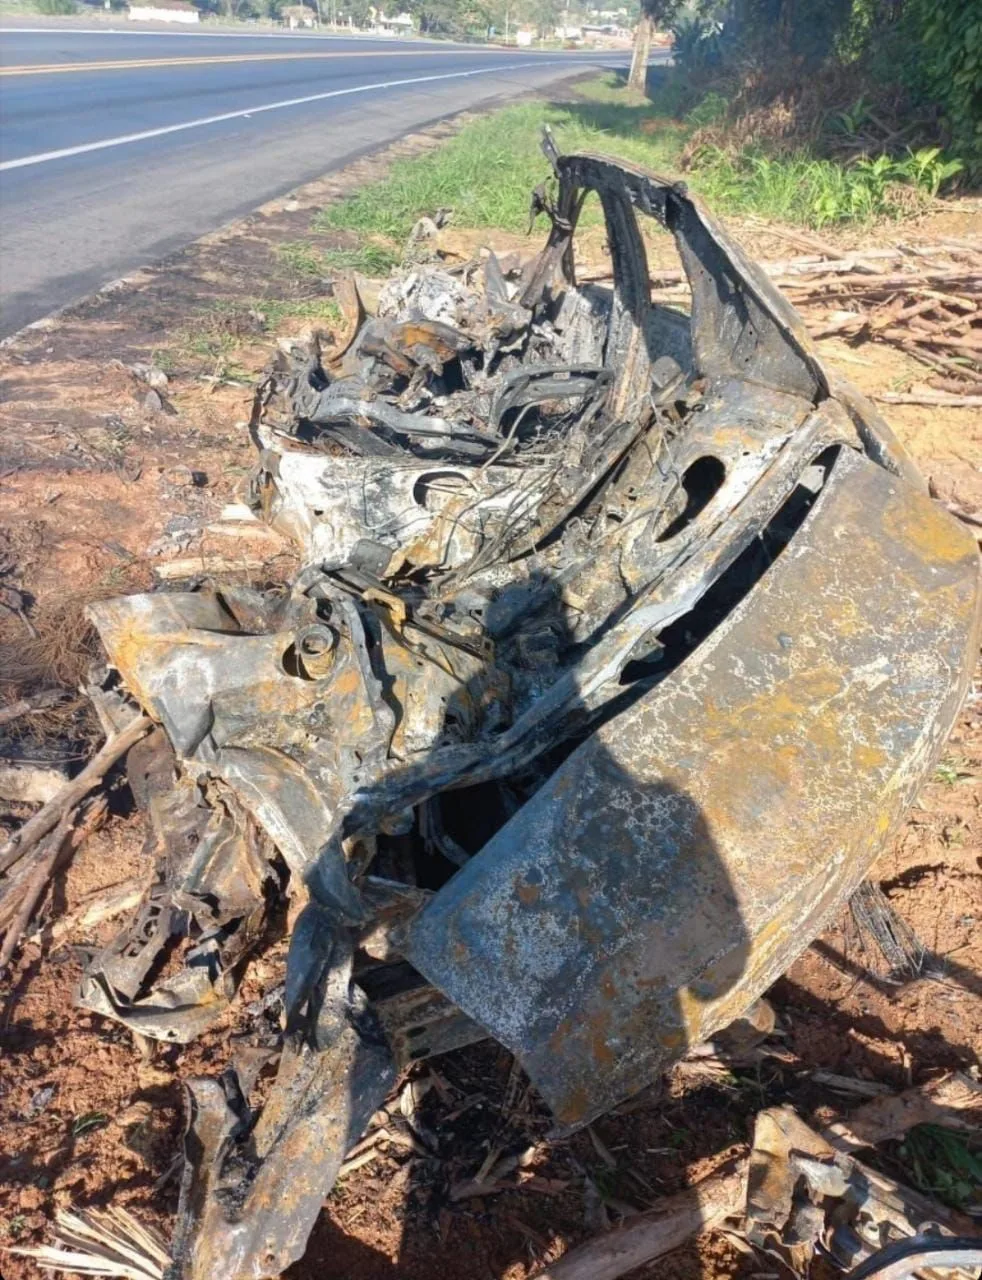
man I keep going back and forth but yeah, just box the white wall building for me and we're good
[128,0,200,20]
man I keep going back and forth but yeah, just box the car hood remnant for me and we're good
[80,150,980,1279]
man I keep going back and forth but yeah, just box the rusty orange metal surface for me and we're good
[404,447,981,1128]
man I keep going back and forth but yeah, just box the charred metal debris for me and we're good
[75,147,980,1278]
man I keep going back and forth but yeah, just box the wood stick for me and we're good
[900,343,980,380]
[0,715,151,875]
[0,813,72,972]
[929,376,982,395]
[531,1157,747,1280]
[587,245,982,293]
[944,503,982,530]
[154,556,268,580]
[874,296,952,329]
[786,272,982,299]
[875,392,982,408]
[35,875,145,944]
[877,329,982,355]
[742,218,841,259]
[0,796,109,971]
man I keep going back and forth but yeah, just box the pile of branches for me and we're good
[645,237,982,406]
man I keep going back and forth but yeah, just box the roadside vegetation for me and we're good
[32,0,79,13]
[307,0,978,250]
[312,61,968,255]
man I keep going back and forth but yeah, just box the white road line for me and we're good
[0,60,571,172]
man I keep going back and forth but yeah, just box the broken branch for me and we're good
[875,391,982,407]
[530,1158,746,1280]
[0,715,151,876]
[0,800,108,972]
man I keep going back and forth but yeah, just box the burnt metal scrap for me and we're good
[746,1106,982,1280]
[76,148,980,1279]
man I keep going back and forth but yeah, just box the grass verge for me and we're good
[310,70,949,251]
[314,94,688,242]
[162,295,343,379]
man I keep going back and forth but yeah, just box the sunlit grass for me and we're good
[315,73,940,239]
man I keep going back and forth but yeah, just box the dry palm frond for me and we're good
[4,1205,168,1279]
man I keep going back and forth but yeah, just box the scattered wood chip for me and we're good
[5,1204,169,1279]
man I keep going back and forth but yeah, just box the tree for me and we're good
[628,0,682,91]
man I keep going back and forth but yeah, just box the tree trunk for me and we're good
[628,11,654,93]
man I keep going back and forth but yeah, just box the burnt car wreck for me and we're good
[75,147,980,1278]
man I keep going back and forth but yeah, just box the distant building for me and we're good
[375,10,413,32]
[128,0,200,19]
[580,20,631,46]
[515,26,534,44]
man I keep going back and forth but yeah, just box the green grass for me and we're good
[323,244,402,275]
[574,70,650,109]
[933,756,975,786]
[315,95,687,243]
[691,146,890,227]
[166,296,343,378]
[315,72,953,242]
[276,242,326,277]
[254,297,343,329]
[71,1111,108,1137]
[277,240,402,279]
[896,1125,982,1213]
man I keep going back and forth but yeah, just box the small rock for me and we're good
[146,366,169,390]
[164,464,194,487]
[26,1084,56,1118]
[0,585,27,614]
[144,389,163,413]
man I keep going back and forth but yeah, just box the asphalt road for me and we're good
[0,27,622,336]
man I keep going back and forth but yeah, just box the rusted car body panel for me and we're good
[404,446,981,1129]
[72,148,980,1278]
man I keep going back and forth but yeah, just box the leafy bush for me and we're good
[34,0,79,13]
[672,14,723,74]
[713,1,979,180]
[894,146,964,197]
[902,0,982,178]
[689,143,953,227]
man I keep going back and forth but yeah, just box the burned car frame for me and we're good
[74,146,980,1279]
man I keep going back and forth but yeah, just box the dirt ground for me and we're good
[0,109,979,1280]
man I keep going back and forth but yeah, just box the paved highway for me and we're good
[0,27,617,336]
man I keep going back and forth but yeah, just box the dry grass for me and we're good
[0,586,144,753]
